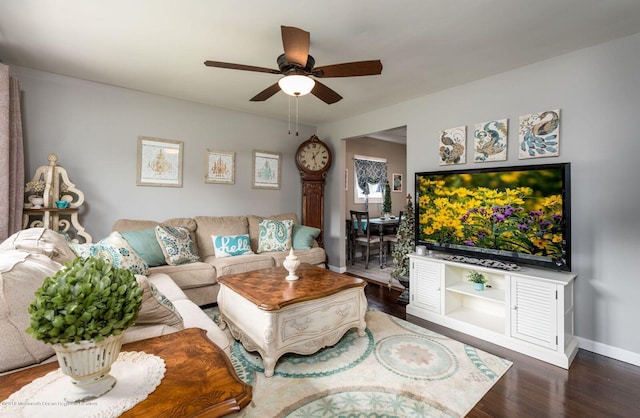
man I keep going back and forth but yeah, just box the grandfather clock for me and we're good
[295,135,332,247]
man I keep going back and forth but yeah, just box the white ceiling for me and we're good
[2,1,640,126]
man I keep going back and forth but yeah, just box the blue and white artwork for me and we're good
[518,109,560,159]
[474,119,508,162]
[439,125,466,165]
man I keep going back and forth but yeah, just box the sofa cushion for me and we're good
[113,217,200,256]
[292,224,321,250]
[212,234,253,258]
[0,251,60,373]
[247,213,298,252]
[193,216,249,258]
[257,219,293,253]
[135,275,184,329]
[155,225,200,266]
[120,228,166,267]
[0,228,76,264]
[268,246,327,267]
[205,253,274,277]
[148,262,216,290]
[89,231,149,275]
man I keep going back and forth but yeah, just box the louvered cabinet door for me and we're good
[510,275,558,350]
[410,258,442,314]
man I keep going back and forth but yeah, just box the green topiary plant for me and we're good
[390,194,415,282]
[382,180,392,215]
[26,257,143,345]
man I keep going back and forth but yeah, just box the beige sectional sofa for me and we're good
[112,213,327,306]
[0,228,230,376]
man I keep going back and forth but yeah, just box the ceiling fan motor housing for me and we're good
[277,53,315,74]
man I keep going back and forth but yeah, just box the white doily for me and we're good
[0,351,166,418]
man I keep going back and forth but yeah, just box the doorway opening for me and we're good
[343,126,406,289]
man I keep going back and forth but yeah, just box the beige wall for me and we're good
[344,137,406,218]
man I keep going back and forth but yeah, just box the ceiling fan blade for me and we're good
[311,80,343,104]
[313,60,383,78]
[250,83,282,101]
[281,26,310,68]
[204,60,281,75]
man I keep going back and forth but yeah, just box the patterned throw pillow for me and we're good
[155,225,200,266]
[89,231,149,275]
[212,234,254,258]
[135,275,184,328]
[257,219,293,253]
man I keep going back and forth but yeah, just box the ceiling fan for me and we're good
[204,25,383,104]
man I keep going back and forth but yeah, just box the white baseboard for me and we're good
[329,264,347,273]
[577,337,640,367]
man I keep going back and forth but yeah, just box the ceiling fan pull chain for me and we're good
[288,96,292,135]
[295,95,300,136]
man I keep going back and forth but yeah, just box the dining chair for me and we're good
[384,211,403,264]
[350,210,384,269]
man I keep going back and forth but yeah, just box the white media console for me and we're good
[407,253,578,368]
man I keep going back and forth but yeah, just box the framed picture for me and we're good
[252,150,281,189]
[474,119,508,162]
[137,136,183,187]
[205,150,235,184]
[439,125,466,165]
[392,173,403,192]
[519,109,560,159]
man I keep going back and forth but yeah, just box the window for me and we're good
[353,155,387,204]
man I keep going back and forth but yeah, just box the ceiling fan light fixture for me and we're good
[278,75,315,96]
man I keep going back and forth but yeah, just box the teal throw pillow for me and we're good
[257,219,293,253]
[120,228,166,267]
[292,224,321,250]
[155,225,200,266]
[212,234,254,258]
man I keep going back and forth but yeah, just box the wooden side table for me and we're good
[0,328,251,417]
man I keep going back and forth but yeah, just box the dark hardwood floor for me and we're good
[362,279,640,418]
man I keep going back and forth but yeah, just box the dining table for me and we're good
[368,217,401,268]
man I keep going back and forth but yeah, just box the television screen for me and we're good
[415,163,571,271]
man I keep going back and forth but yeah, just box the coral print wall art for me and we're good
[439,125,466,165]
[137,136,183,187]
[474,119,508,162]
[519,109,560,159]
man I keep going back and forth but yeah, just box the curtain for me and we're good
[0,63,25,240]
[353,158,387,195]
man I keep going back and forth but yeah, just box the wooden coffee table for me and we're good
[217,263,367,377]
[0,328,251,417]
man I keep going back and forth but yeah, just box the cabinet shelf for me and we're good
[446,282,505,304]
[446,306,505,334]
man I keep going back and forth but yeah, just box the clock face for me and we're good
[297,141,330,172]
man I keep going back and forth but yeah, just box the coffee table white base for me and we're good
[218,285,367,377]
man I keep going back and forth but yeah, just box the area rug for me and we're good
[204,308,512,417]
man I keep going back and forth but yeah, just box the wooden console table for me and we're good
[0,328,252,417]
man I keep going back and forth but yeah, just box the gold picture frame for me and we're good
[205,150,235,184]
[137,136,183,187]
[252,150,281,190]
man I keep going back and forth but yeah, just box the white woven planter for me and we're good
[52,333,124,403]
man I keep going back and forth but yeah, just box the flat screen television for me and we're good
[415,163,571,271]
